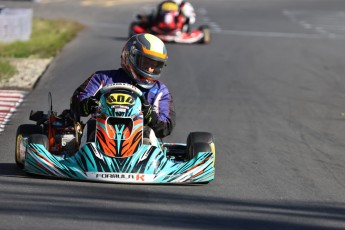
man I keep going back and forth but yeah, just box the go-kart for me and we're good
[129,14,211,44]
[15,83,216,184]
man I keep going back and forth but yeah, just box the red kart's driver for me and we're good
[153,0,196,33]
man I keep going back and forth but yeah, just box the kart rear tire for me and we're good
[15,124,43,168]
[86,119,96,143]
[28,134,49,150]
[129,22,140,38]
[186,132,215,160]
[199,25,211,44]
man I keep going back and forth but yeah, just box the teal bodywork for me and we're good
[21,83,215,184]
[25,142,215,183]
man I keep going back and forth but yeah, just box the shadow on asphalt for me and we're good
[0,163,25,177]
[112,36,129,41]
[0,162,344,230]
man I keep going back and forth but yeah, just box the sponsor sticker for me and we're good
[86,172,154,182]
[114,108,126,113]
[106,93,135,106]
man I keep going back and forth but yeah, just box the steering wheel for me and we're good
[100,83,146,102]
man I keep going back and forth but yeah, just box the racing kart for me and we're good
[15,83,216,184]
[129,14,211,44]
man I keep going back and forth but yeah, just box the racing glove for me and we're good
[141,98,158,127]
[80,96,99,116]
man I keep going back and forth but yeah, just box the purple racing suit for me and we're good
[70,68,176,138]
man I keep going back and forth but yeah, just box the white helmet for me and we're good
[172,0,183,5]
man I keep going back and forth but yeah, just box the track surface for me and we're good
[1,0,345,229]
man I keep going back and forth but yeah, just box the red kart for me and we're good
[129,15,211,44]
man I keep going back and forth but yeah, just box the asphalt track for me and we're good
[1,0,345,229]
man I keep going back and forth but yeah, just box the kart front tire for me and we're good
[199,25,211,44]
[15,124,43,168]
[187,132,214,147]
[186,132,215,160]
[28,134,49,150]
[188,142,212,160]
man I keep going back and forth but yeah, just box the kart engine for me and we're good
[50,120,80,155]
[30,110,82,156]
[49,111,83,155]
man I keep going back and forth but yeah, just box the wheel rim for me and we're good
[203,29,210,43]
[15,134,25,166]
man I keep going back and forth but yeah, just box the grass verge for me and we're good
[0,18,84,81]
[0,59,17,81]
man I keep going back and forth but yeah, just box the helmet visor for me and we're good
[136,55,165,76]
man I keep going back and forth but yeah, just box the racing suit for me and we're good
[70,68,176,138]
[154,0,196,32]
[179,1,196,32]
[155,1,182,32]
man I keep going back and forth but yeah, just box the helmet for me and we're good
[172,0,183,5]
[121,33,168,89]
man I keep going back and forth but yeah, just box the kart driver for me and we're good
[173,0,196,32]
[70,33,176,142]
[152,0,196,33]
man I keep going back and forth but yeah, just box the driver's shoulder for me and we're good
[92,68,127,81]
[94,68,123,75]
[151,81,171,96]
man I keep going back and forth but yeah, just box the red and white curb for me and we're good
[0,90,28,133]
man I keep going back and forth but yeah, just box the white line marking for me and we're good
[313,25,345,30]
[197,8,208,15]
[283,9,345,37]
[203,17,210,22]
[315,27,327,34]
[301,22,312,29]
[215,29,341,39]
